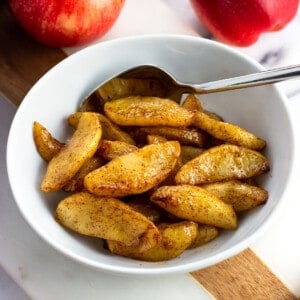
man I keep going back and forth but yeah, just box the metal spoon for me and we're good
[95,64,300,97]
[83,64,300,109]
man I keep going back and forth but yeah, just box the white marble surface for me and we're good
[0,99,29,300]
[1,0,300,299]
[0,265,29,300]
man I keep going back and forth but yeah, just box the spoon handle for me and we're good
[193,64,300,93]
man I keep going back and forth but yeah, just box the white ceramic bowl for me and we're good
[7,35,295,275]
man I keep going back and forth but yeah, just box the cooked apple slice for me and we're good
[201,180,268,212]
[56,192,160,252]
[131,126,206,147]
[189,225,219,249]
[104,96,194,127]
[107,221,198,261]
[97,140,138,160]
[33,121,63,161]
[96,77,166,102]
[151,185,237,230]
[175,144,270,185]
[41,112,102,192]
[84,141,180,197]
[193,111,266,150]
[68,112,135,145]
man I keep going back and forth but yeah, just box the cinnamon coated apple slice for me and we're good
[41,112,102,192]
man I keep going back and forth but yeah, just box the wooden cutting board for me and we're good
[0,4,296,299]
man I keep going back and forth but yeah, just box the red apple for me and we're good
[8,0,126,47]
[190,0,299,46]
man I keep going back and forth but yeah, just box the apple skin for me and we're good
[190,0,299,46]
[8,0,126,47]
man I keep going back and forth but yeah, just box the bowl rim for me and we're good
[6,34,296,275]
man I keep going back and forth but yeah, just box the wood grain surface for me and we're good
[0,3,66,106]
[191,249,296,300]
[0,3,296,299]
